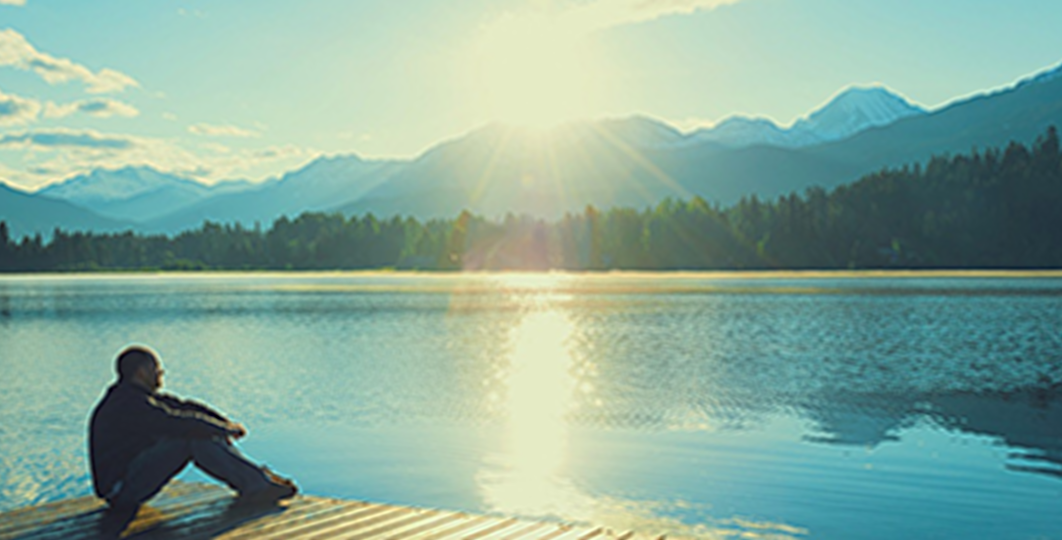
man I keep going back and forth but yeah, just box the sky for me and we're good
[2,0,1062,191]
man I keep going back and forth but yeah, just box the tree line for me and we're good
[2,127,1061,272]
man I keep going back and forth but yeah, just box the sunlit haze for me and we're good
[2,0,1062,189]
[471,15,606,126]
[478,277,590,515]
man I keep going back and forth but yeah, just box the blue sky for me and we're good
[2,0,1062,190]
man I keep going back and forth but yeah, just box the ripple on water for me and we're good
[1,273,1060,538]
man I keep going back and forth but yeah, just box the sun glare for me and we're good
[472,16,602,127]
[476,277,593,516]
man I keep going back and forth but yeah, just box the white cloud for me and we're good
[505,0,742,32]
[0,126,318,190]
[188,123,261,138]
[0,0,27,6]
[184,143,318,180]
[0,28,139,93]
[177,8,206,18]
[628,0,743,22]
[246,144,312,161]
[0,88,41,125]
[0,128,137,150]
[43,98,139,119]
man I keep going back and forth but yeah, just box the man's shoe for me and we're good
[236,478,295,503]
[261,466,297,490]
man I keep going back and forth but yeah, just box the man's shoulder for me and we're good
[94,383,147,410]
[90,383,133,429]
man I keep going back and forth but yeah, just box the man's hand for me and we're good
[227,422,248,440]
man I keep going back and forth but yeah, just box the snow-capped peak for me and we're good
[685,116,790,148]
[679,85,926,149]
[37,166,208,205]
[1013,61,1062,90]
[790,85,927,142]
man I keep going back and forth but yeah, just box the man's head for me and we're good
[116,345,164,391]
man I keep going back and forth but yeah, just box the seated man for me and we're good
[89,345,297,509]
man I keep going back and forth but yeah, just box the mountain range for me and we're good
[684,85,928,148]
[37,167,255,223]
[0,182,131,239]
[3,60,1062,238]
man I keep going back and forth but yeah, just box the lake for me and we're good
[0,272,1060,539]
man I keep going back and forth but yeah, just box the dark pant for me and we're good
[108,437,272,508]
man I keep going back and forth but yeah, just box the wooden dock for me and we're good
[0,482,664,540]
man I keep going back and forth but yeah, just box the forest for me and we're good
[2,127,1061,272]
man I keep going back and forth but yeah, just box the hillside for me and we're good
[0,182,133,239]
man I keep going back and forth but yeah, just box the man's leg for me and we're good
[108,439,193,508]
[111,438,292,508]
[186,437,274,495]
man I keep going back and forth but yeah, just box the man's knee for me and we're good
[110,439,195,507]
[188,436,231,455]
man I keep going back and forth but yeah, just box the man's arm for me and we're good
[152,393,247,440]
[154,393,230,423]
[125,394,240,440]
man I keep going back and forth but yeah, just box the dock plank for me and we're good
[483,520,551,540]
[1,482,225,540]
[397,513,495,540]
[207,497,343,539]
[460,517,523,540]
[328,507,446,540]
[356,512,466,540]
[303,505,419,539]
[363,512,471,540]
[0,482,210,538]
[0,482,669,539]
[248,502,391,540]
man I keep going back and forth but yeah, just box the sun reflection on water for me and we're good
[477,276,594,517]
[472,278,809,539]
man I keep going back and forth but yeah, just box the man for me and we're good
[89,345,297,509]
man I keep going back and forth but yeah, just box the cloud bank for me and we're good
[0,89,41,125]
[544,0,743,31]
[0,129,136,149]
[44,98,139,119]
[0,124,318,190]
[0,90,139,124]
[0,28,138,93]
[188,123,261,138]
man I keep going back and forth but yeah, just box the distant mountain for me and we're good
[1013,61,1062,90]
[593,116,685,148]
[143,154,404,233]
[336,118,722,219]
[0,182,133,239]
[687,85,927,148]
[39,166,203,205]
[667,69,1062,201]
[340,62,1062,217]
[37,166,255,222]
[16,59,1062,234]
[790,86,927,142]
[805,64,1062,172]
[685,116,792,148]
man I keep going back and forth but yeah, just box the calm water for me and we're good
[0,272,1060,539]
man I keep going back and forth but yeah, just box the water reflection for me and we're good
[476,279,594,517]
[798,385,1062,480]
[2,273,1062,538]
[933,387,1062,480]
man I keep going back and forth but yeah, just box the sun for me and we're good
[471,15,603,127]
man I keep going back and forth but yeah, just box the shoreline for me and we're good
[3,268,1062,279]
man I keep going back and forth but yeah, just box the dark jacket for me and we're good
[88,381,234,498]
